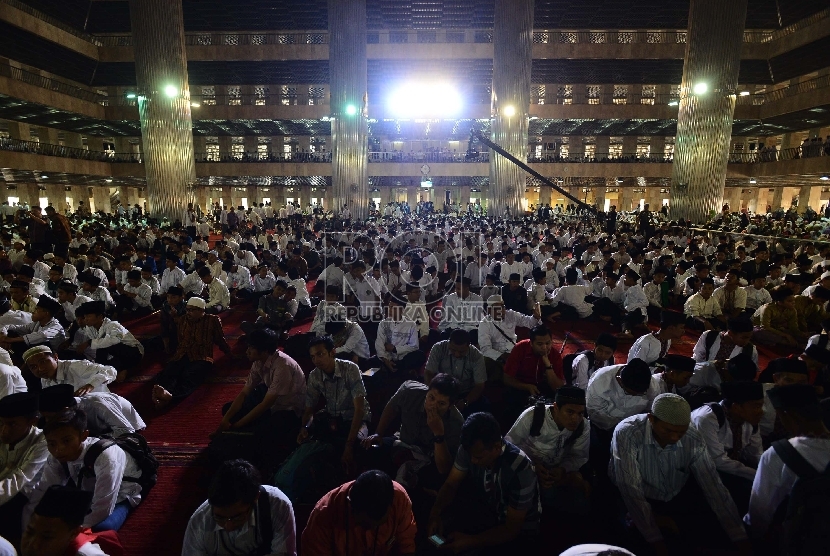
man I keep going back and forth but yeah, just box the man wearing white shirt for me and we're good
[627,310,687,368]
[182,459,296,556]
[745,384,830,544]
[691,381,764,515]
[684,278,725,331]
[498,250,524,284]
[438,277,483,343]
[196,267,231,314]
[690,319,757,392]
[25,409,145,532]
[478,295,541,378]
[0,392,47,542]
[586,359,658,475]
[159,254,186,294]
[24,345,116,394]
[224,261,253,300]
[550,268,594,319]
[743,275,772,313]
[374,297,424,374]
[505,387,591,513]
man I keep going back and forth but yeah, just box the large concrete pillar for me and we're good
[489,0,534,218]
[129,0,196,222]
[670,0,748,223]
[329,0,369,221]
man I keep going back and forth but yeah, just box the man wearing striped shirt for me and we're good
[610,393,751,556]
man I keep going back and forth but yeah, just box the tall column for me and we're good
[129,0,196,221]
[670,0,748,223]
[329,0,369,221]
[489,0,534,217]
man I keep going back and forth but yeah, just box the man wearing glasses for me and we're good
[152,297,232,410]
[183,459,296,556]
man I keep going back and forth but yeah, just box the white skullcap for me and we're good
[651,393,691,426]
[559,545,636,556]
[186,297,206,309]
[23,345,53,361]
[488,295,504,305]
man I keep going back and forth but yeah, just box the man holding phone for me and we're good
[428,412,539,554]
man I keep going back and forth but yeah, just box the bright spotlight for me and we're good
[40,175,47,179]
[191,102,200,108]
[739,91,750,96]
[126,93,136,99]
[388,83,463,118]
[105,178,113,183]
[692,82,708,95]
[164,85,178,98]
[345,104,358,116]
[749,177,757,184]
[503,105,517,117]
[821,175,830,181]
[668,100,679,107]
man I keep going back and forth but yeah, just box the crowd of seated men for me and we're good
[0,200,829,556]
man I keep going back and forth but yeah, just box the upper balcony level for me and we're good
[2,136,828,187]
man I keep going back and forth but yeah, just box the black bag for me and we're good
[528,399,584,448]
[771,439,830,556]
[75,433,159,496]
[703,329,755,360]
[561,350,594,386]
[682,386,722,410]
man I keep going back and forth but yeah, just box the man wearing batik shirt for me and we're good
[152,297,232,410]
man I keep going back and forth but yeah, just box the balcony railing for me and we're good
[531,29,772,44]
[755,74,830,104]
[527,152,674,163]
[196,152,332,163]
[530,93,681,106]
[728,144,830,163]
[96,32,329,47]
[0,0,104,45]
[116,92,329,107]
[2,67,109,104]
[0,137,138,161]
[368,152,489,163]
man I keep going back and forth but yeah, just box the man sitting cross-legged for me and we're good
[0,296,66,363]
[297,335,372,476]
[152,297,232,410]
[75,301,144,383]
[506,386,591,514]
[211,328,305,459]
[374,295,424,375]
[182,459,296,556]
[428,412,540,555]
[478,295,542,381]
[362,374,464,491]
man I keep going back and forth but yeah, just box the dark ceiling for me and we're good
[16,0,830,33]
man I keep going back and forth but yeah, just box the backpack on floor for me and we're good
[561,350,594,386]
[76,433,159,497]
[771,439,830,556]
[272,440,338,504]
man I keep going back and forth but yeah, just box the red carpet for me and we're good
[110,296,788,554]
